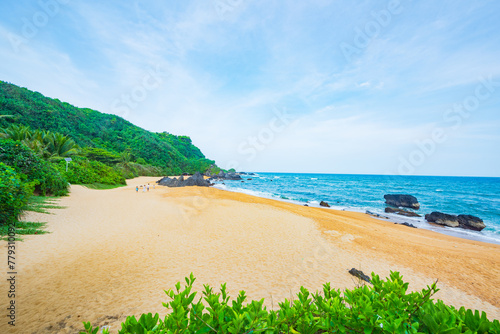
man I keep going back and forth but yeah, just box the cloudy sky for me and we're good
[1,0,499,176]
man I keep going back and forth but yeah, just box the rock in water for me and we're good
[384,207,421,217]
[457,215,486,231]
[425,212,459,227]
[320,201,330,207]
[348,268,371,283]
[384,194,420,210]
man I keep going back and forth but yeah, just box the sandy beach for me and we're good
[1,176,499,333]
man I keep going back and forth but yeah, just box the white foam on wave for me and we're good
[311,178,318,180]
[213,184,278,201]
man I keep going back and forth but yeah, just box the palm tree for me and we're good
[119,151,134,163]
[0,124,31,140]
[45,132,79,160]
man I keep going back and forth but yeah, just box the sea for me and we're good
[212,173,500,245]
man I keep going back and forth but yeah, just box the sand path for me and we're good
[1,177,499,333]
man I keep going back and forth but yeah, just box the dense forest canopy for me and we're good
[0,80,216,175]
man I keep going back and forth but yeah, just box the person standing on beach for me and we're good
[136,186,138,193]
[143,185,146,193]
[147,184,150,191]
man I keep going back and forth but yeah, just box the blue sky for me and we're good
[1,0,499,176]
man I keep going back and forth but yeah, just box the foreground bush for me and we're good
[0,138,68,195]
[81,272,500,334]
[0,162,34,225]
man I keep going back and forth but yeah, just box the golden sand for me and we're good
[1,176,499,333]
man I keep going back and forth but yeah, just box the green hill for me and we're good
[0,80,216,175]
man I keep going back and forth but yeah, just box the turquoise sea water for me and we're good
[213,173,500,245]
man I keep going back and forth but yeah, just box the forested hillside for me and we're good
[0,80,215,175]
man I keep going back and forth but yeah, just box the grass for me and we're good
[82,183,126,190]
[0,195,64,241]
[0,222,49,241]
[25,195,66,214]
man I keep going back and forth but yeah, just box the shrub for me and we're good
[0,162,34,225]
[0,138,68,195]
[80,272,500,334]
[114,162,164,179]
[56,156,126,185]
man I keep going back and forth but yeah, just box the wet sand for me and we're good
[1,176,499,333]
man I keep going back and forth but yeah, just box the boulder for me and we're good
[384,207,421,217]
[157,176,175,187]
[157,172,210,187]
[320,201,330,207]
[226,172,242,180]
[211,171,242,180]
[384,194,420,210]
[425,212,459,227]
[457,215,485,231]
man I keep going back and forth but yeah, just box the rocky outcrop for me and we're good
[425,212,486,231]
[384,194,420,210]
[320,201,330,207]
[209,171,242,181]
[457,215,486,231]
[157,172,211,187]
[384,207,421,217]
[425,212,459,227]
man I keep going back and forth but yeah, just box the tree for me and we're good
[45,132,79,160]
[0,124,31,140]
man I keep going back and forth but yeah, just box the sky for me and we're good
[1,0,499,177]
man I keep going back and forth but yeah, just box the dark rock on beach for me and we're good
[348,268,371,284]
[320,201,330,207]
[366,210,383,218]
[384,194,420,210]
[457,215,486,231]
[384,207,421,217]
[425,212,459,227]
[425,212,486,231]
[157,172,210,187]
[395,222,417,228]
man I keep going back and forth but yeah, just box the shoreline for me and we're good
[212,180,500,246]
[1,176,499,333]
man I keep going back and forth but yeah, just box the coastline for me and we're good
[212,175,500,246]
[1,177,499,333]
